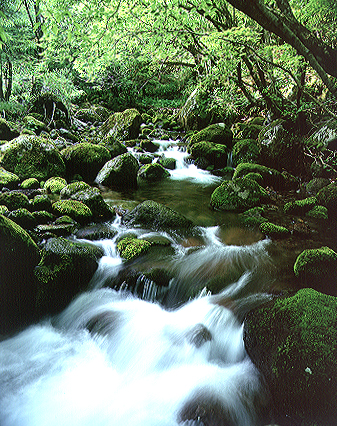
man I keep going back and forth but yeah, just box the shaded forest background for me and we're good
[0,0,337,127]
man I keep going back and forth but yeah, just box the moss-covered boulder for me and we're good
[283,196,317,215]
[233,162,298,191]
[0,136,66,180]
[21,177,40,189]
[316,182,337,218]
[0,215,41,333]
[210,177,269,212]
[99,136,127,158]
[61,142,111,182]
[188,123,233,149]
[95,152,139,190]
[122,200,194,231]
[31,194,53,212]
[117,237,152,261]
[244,288,337,425]
[22,115,49,134]
[138,163,170,181]
[178,85,211,130]
[0,118,19,141]
[239,206,268,227]
[293,246,337,293]
[189,141,229,169]
[158,157,176,170]
[259,222,290,239]
[258,119,308,176]
[0,191,30,211]
[139,140,159,153]
[44,176,67,194]
[32,210,55,224]
[237,123,263,140]
[60,182,114,221]
[52,199,93,224]
[99,108,142,140]
[7,208,37,230]
[0,167,20,189]
[35,237,104,315]
[232,139,259,166]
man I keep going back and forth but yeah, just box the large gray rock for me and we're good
[99,108,142,140]
[0,135,66,180]
[95,152,139,190]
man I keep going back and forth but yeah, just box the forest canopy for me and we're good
[0,0,336,120]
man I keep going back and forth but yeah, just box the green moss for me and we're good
[232,138,259,165]
[210,177,269,212]
[7,208,36,230]
[52,199,93,224]
[294,246,337,278]
[44,176,67,194]
[188,123,233,148]
[122,200,194,231]
[59,181,91,198]
[0,205,9,215]
[32,210,54,224]
[316,183,337,217]
[0,167,20,189]
[138,163,170,181]
[259,221,290,239]
[284,197,317,215]
[0,136,66,180]
[244,288,337,423]
[189,141,228,168]
[31,194,52,212]
[158,157,176,170]
[22,115,48,134]
[233,162,298,190]
[117,237,152,261]
[0,191,30,210]
[21,177,40,189]
[239,206,268,227]
[306,205,328,219]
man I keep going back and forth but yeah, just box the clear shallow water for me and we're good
[0,138,277,426]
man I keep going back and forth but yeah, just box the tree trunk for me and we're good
[225,0,337,96]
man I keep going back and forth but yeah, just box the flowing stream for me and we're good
[0,138,279,426]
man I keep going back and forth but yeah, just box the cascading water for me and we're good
[0,136,274,426]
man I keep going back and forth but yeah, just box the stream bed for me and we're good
[0,138,331,425]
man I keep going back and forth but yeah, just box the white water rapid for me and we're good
[0,138,273,426]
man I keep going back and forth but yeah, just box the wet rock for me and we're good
[75,224,118,240]
[0,191,30,211]
[35,237,104,316]
[99,137,127,158]
[233,162,298,191]
[7,208,37,230]
[61,142,111,182]
[95,152,140,190]
[117,237,152,261]
[210,177,269,212]
[189,141,229,169]
[293,246,337,294]
[232,138,259,166]
[99,108,142,140]
[188,123,233,149]
[305,177,330,196]
[244,289,337,425]
[0,167,20,189]
[178,393,235,426]
[52,199,93,224]
[0,215,41,334]
[185,323,212,348]
[259,222,290,239]
[138,163,170,181]
[122,200,194,231]
[0,118,19,141]
[0,135,66,180]
[140,140,159,153]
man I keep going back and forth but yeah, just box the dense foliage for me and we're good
[0,0,336,119]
